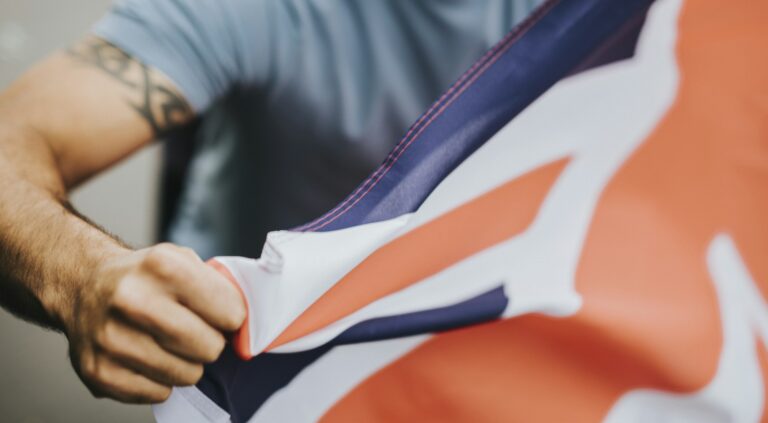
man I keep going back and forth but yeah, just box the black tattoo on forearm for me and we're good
[66,37,193,137]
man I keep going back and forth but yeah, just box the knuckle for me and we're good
[221,302,246,331]
[191,364,205,383]
[151,386,173,403]
[179,364,204,386]
[154,242,177,253]
[179,247,199,260]
[78,354,112,399]
[169,363,202,386]
[95,330,110,352]
[225,317,242,333]
[143,246,179,279]
[111,279,141,312]
[80,358,98,381]
[92,364,110,385]
[202,334,226,363]
[96,322,119,352]
[231,305,247,329]
[83,358,110,386]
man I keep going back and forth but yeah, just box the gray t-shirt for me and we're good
[94,0,541,259]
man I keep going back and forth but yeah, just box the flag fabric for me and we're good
[155,0,768,421]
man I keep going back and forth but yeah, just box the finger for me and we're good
[170,262,245,332]
[175,246,204,263]
[143,246,245,331]
[113,285,226,362]
[82,355,171,404]
[97,318,204,386]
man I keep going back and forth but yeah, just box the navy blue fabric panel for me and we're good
[568,3,651,75]
[199,344,333,423]
[203,286,507,421]
[335,286,508,345]
[196,346,239,413]
[296,0,655,233]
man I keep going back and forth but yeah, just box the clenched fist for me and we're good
[56,243,245,403]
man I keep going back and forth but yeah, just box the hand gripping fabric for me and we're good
[155,0,768,421]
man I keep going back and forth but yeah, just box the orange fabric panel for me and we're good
[322,315,693,423]
[270,158,570,350]
[322,0,768,421]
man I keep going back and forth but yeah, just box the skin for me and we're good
[0,36,246,404]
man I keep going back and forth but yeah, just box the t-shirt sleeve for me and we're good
[92,0,278,112]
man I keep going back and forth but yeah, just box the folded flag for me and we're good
[155,0,768,421]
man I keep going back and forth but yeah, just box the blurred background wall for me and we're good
[1,0,157,421]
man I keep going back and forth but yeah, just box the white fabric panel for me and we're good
[215,214,411,354]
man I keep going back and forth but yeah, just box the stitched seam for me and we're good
[292,42,497,232]
[296,31,512,232]
[294,31,512,232]
[296,0,558,232]
[309,41,518,230]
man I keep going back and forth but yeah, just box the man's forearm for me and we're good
[0,122,246,403]
[0,38,245,403]
[0,122,127,329]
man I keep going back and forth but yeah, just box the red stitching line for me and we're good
[309,42,516,231]
[297,0,557,232]
[293,39,504,232]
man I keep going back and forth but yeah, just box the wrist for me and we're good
[41,242,131,333]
